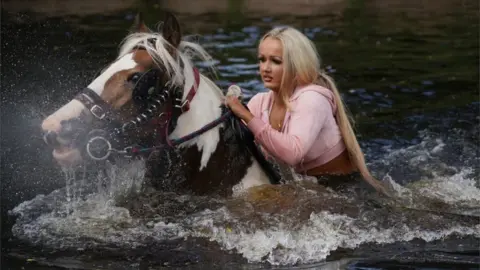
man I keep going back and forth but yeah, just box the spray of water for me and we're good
[8,128,480,266]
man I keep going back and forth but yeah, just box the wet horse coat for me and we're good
[41,13,277,196]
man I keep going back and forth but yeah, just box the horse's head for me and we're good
[41,13,212,168]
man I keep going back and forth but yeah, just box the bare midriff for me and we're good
[305,150,356,176]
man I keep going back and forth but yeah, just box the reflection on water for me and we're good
[1,0,479,269]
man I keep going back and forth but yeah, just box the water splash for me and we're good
[368,127,480,217]
[188,206,479,265]
[10,158,149,247]
[8,127,480,266]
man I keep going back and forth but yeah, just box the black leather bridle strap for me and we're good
[74,87,115,121]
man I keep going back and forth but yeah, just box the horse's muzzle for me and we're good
[43,119,87,147]
[43,118,127,163]
[43,131,59,147]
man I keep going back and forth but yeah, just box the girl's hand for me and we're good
[225,96,254,123]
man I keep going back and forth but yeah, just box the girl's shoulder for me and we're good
[247,91,272,114]
[290,84,337,113]
[290,84,333,101]
[248,91,271,107]
[249,91,271,102]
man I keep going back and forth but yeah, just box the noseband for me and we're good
[72,64,201,162]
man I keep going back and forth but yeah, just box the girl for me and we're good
[226,26,388,195]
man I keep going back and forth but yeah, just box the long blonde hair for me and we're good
[260,27,389,195]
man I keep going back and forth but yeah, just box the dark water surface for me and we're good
[1,1,479,269]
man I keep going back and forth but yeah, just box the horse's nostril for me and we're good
[44,131,58,146]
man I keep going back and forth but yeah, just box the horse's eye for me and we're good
[128,72,143,83]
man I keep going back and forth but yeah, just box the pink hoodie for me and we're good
[246,84,346,173]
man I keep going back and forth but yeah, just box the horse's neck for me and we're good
[159,75,273,195]
[169,76,224,171]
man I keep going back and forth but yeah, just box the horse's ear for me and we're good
[131,13,150,33]
[162,12,182,49]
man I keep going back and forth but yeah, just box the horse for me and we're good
[41,12,280,197]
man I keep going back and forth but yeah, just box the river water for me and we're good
[1,1,479,269]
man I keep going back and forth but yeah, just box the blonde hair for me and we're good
[260,27,389,195]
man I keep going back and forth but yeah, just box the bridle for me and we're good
[71,56,202,162]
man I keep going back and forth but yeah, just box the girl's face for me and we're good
[258,37,284,92]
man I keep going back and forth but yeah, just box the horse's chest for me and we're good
[146,129,253,196]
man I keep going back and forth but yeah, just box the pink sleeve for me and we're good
[246,92,330,166]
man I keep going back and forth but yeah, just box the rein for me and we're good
[166,110,233,147]
[126,109,234,156]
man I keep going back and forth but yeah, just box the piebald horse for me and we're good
[41,13,280,196]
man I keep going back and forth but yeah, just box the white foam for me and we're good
[413,168,480,204]
[188,209,480,265]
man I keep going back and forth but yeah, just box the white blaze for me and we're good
[41,53,137,133]
[87,53,136,94]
